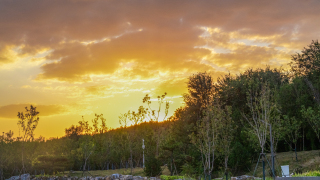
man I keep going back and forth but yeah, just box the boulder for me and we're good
[236,175,254,180]
[95,177,105,180]
[122,175,132,180]
[111,174,121,180]
[6,174,30,180]
[6,175,19,180]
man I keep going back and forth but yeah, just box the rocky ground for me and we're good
[5,174,264,180]
[5,174,159,180]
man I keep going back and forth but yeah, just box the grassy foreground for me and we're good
[63,166,171,177]
[60,150,320,178]
[248,150,320,177]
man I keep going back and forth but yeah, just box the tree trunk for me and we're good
[170,151,173,176]
[303,128,305,151]
[0,167,3,180]
[304,78,320,105]
[130,151,133,175]
[224,156,228,177]
[21,142,25,174]
[83,159,87,171]
[294,144,298,161]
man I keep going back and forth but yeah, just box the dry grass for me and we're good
[61,150,320,178]
[247,150,320,178]
[63,166,171,177]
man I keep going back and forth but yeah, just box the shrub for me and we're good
[144,154,162,177]
[160,175,185,180]
[293,170,320,177]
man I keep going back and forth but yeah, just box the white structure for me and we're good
[281,165,290,177]
[142,139,145,168]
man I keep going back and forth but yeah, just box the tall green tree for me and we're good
[301,105,320,144]
[216,104,235,178]
[190,106,219,180]
[280,116,301,161]
[143,93,169,157]
[184,72,215,124]
[242,84,278,154]
[290,40,320,105]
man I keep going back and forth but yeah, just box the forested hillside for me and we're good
[1,40,320,179]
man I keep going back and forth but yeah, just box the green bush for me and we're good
[160,175,185,180]
[144,154,162,177]
[293,170,320,177]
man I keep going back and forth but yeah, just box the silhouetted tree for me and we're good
[17,105,39,173]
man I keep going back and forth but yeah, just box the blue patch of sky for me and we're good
[214,48,231,54]
[195,44,231,54]
[231,39,271,47]
[201,59,228,72]
[275,46,285,51]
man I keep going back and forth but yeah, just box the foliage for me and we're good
[32,155,71,174]
[143,93,170,122]
[242,83,278,154]
[301,105,320,143]
[144,153,162,177]
[290,40,320,105]
[184,72,215,124]
[290,40,320,77]
[160,175,185,180]
[190,105,219,177]
[280,115,301,160]
[92,114,108,134]
[293,170,320,177]
[17,105,40,142]
[216,104,235,174]
[3,40,320,179]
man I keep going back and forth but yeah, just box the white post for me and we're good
[142,139,145,168]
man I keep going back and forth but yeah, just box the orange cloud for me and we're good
[1,0,320,138]
[1,0,318,82]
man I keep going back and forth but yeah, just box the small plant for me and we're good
[160,175,185,180]
[292,170,320,177]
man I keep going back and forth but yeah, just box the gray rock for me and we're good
[112,174,120,180]
[6,175,19,180]
[236,175,254,180]
[122,175,132,180]
[6,174,30,180]
[95,177,105,180]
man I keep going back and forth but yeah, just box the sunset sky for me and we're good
[0,0,320,138]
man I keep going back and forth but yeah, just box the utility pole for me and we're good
[269,124,275,180]
[142,139,145,168]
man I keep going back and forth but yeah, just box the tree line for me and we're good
[0,40,320,179]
